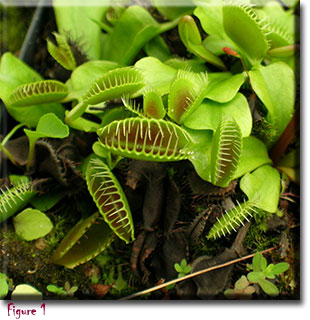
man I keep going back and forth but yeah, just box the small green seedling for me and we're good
[174,259,192,278]
[47,282,78,297]
[225,252,289,298]
[224,275,255,299]
[247,252,289,296]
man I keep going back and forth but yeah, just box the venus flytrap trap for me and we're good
[0,182,36,224]
[97,117,192,162]
[168,69,208,124]
[47,32,77,71]
[52,211,114,269]
[86,158,134,244]
[65,66,145,124]
[178,15,227,70]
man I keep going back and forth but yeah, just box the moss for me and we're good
[0,212,95,299]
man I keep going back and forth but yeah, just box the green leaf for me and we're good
[135,57,177,96]
[186,128,213,182]
[180,259,187,269]
[53,0,108,60]
[249,62,295,146]
[257,279,279,296]
[30,188,65,212]
[240,165,281,213]
[194,1,228,40]
[183,266,192,274]
[98,118,191,162]
[202,35,237,56]
[204,72,247,103]
[102,6,160,65]
[271,262,289,276]
[11,284,42,300]
[235,275,250,290]
[64,111,100,132]
[92,141,109,159]
[144,35,171,62]
[0,53,65,127]
[252,252,264,272]
[0,274,9,299]
[263,264,276,279]
[165,57,207,73]
[46,285,61,294]
[247,271,265,283]
[174,263,183,273]
[151,0,194,20]
[36,113,70,138]
[69,286,78,294]
[222,2,269,66]
[178,15,226,70]
[13,208,53,241]
[183,93,252,137]
[231,136,272,180]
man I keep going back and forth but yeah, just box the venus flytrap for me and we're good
[192,0,296,146]
[0,182,36,224]
[8,80,68,107]
[65,66,145,124]
[0,0,298,297]
[168,69,208,124]
[46,32,77,71]
[52,211,115,269]
[86,158,134,244]
[178,15,226,70]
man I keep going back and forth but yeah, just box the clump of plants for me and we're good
[0,0,299,300]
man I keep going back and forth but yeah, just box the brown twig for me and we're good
[120,247,276,300]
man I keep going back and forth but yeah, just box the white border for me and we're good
[0,0,307,319]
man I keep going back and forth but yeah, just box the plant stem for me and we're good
[0,143,16,165]
[120,247,276,300]
[1,123,25,146]
[157,17,180,35]
[65,100,87,125]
